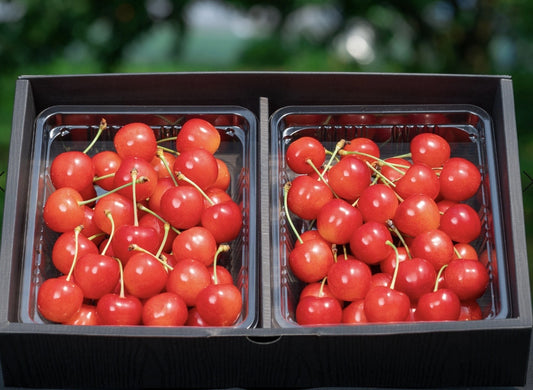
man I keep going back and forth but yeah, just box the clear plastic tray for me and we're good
[20,105,258,328]
[270,104,509,327]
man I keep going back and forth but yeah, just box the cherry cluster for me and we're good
[283,132,491,325]
[38,118,244,327]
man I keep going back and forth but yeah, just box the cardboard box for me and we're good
[0,72,530,389]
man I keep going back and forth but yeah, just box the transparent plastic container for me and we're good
[20,105,258,328]
[270,105,509,327]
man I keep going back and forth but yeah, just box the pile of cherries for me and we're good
[284,131,491,325]
[38,118,244,327]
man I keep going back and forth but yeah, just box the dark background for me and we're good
[1,0,532,299]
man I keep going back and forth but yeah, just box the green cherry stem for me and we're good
[82,118,107,155]
[136,203,181,235]
[101,210,115,256]
[318,276,328,297]
[306,158,339,198]
[129,243,173,272]
[175,172,215,206]
[283,182,303,244]
[386,240,400,290]
[321,139,346,176]
[114,257,126,298]
[78,176,148,206]
[386,219,411,259]
[155,223,170,258]
[157,148,178,186]
[156,136,177,144]
[434,264,448,292]
[212,244,231,285]
[130,169,139,226]
[66,225,83,282]
[453,246,462,259]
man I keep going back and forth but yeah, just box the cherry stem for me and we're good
[82,118,107,155]
[318,276,328,297]
[156,136,177,144]
[322,139,345,175]
[212,244,231,285]
[157,145,179,156]
[332,244,338,263]
[386,219,411,259]
[283,182,302,244]
[131,169,139,227]
[175,172,214,206]
[391,152,412,160]
[155,223,170,258]
[101,210,115,256]
[114,257,126,298]
[365,161,397,189]
[434,264,448,292]
[136,203,181,235]
[78,176,148,206]
[66,225,83,281]
[453,246,462,259]
[129,243,173,272]
[87,232,106,242]
[386,240,400,290]
[339,149,380,164]
[306,158,339,198]
[156,148,178,186]
[93,172,116,183]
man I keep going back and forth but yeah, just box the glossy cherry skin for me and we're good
[364,286,410,323]
[327,258,372,302]
[147,177,175,214]
[440,203,481,243]
[393,193,440,238]
[379,246,409,276]
[444,259,489,301]
[341,299,368,324]
[142,292,188,326]
[111,224,160,265]
[123,252,169,299]
[159,186,204,230]
[172,226,218,266]
[458,300,483,321]
[93,193,135,235]
[174,148,219,190]
[327,156,371,202]
[287,174,333,220]
[52,229,99,275]
[114,122,157,162]
[96,293,143,326]
[50,151,95,192]
[356,183,398,223]
[112,156,158,201]
[439,157,481,202]
[151,151,176,179]
[316,198,363,245]
[453,243,479,261]
[394,258,437,303]
[410,132,451,168]
[212,158,231,191]
[415,289,461,322]
[349,221,393,265]
[295,295,343,326]
[92,150,122,191]
[63,304,101,325]
[201,200,243,243]
[410,229,454,272]
[395,163,440,200]
[286,136,326,174]
[343,137,380,165]
[43,187,85,233]
[299,281,342,306]
[166,258,211,307]
[73,253,120,300]
[138,213,177,254]
[176,118,221,155]
[186,307,210,327]
[288,239,334,283]
[195,283,243,326]
[380,157,411,183]
[37,277,84,323]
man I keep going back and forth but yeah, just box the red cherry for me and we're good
[138,213,177,254]
[50,151,95,192]
[150,151,176,179]
[393,193,440,237]
[458,300,483,321]
[208,265,234,285]
[92,150,121,191]
[159,186,204,230]
[43,187,85,233]
[286,136,326,174]
[166,258,211,307]
[93,193,135,235]
[380,157,411,183]
[295,295,343,326]
[326,258,372,301]
[37,277,84,323]
[174,148,219,191]
[172,226,218,266]
[394,258,437,303]
[415,288,461,321]
[111,224,160,265]
[79,206,105,245]
[147,177,175,214]
[410,133,451,168]
[440,203,481,243]
[439,157,481,201]
[364,286,410,323]
[356,184,399,223]
[186,307,210,327]
[212,158,231,191]
[299,281,341,305]
[288,239,334,283]
[453,243,479,261]
[114,122,157,162]
[371,272,393,288]
[410,229,454,272]
[295,229,330,248]
[123,252,169,299]
[327,156,371,202]
[96,293,143,326]
[142,292,188,326]
[63,304,101,326]
[316,198,363,245]
[112,156,158,200]
[395,163,440,200]
[286,175,333,220]
[195,283,243,326]
[52,229,99,275]
[349,221,393,265]
[444,259,489,301]
[343,137,380,165]
[201,200,242,243]
[176,118,221,154]
[342,299,368,324]
[73,253,120,300]
[379,246,409,275]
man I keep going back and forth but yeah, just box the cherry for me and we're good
[410,132,451,168]
[112,157,158,201]
[147,177,175,213]
[364,285,410,323]
[371,272,393,288]
[286,136,326,174]
[379,246,409,276]
[138,213,177,254]
[73,252,120,300]
[394,257,437,303]
[142,292,188,326]
[349,221,393,265]
[159,186,204,230]
[186,307,209,327]
[342,299,367,324]
[295,295,343,326]
[326,258,372,302]
[176,118,221,154]
[453,243,479,261]
[286,175,333,220]
[92,150,121,191]
[458,300,483,321]
[93,193,135,235]
[172,226,218,266]
[43,187,85,233]
[440,203,481,243]
[295,229,330,248]
[299,281,342,306]
[174,148,219,190]
[97,292,143,326]
[37,276,84,323]
[212,158,231,191]
[50,151,95,192]
[201,200,243,243]
[288,238,334,283]
[394,162,440,200]
[316,198,363,245]
[63,304,101,326]
[444,259,489,301]
[123,251,169,299]
[356,183,398,224]
[79,206,105,245]
[392,193,440,237]
[439,157,481,201]
[380,157,411,183]
[342,137,380,165]
[203,187,233,208]
[208,265,234,285]
[415,288,461,322]
[166,258,211,307]
[327,156,371,202]
[52,228,99,275]
[151,150,176,179]
[114,122,157,162]
[410,229,454,272]
[111,224,160,265]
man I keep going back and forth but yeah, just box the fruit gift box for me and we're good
[0,72,531,389]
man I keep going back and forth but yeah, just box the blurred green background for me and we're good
[1,0,533,299]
